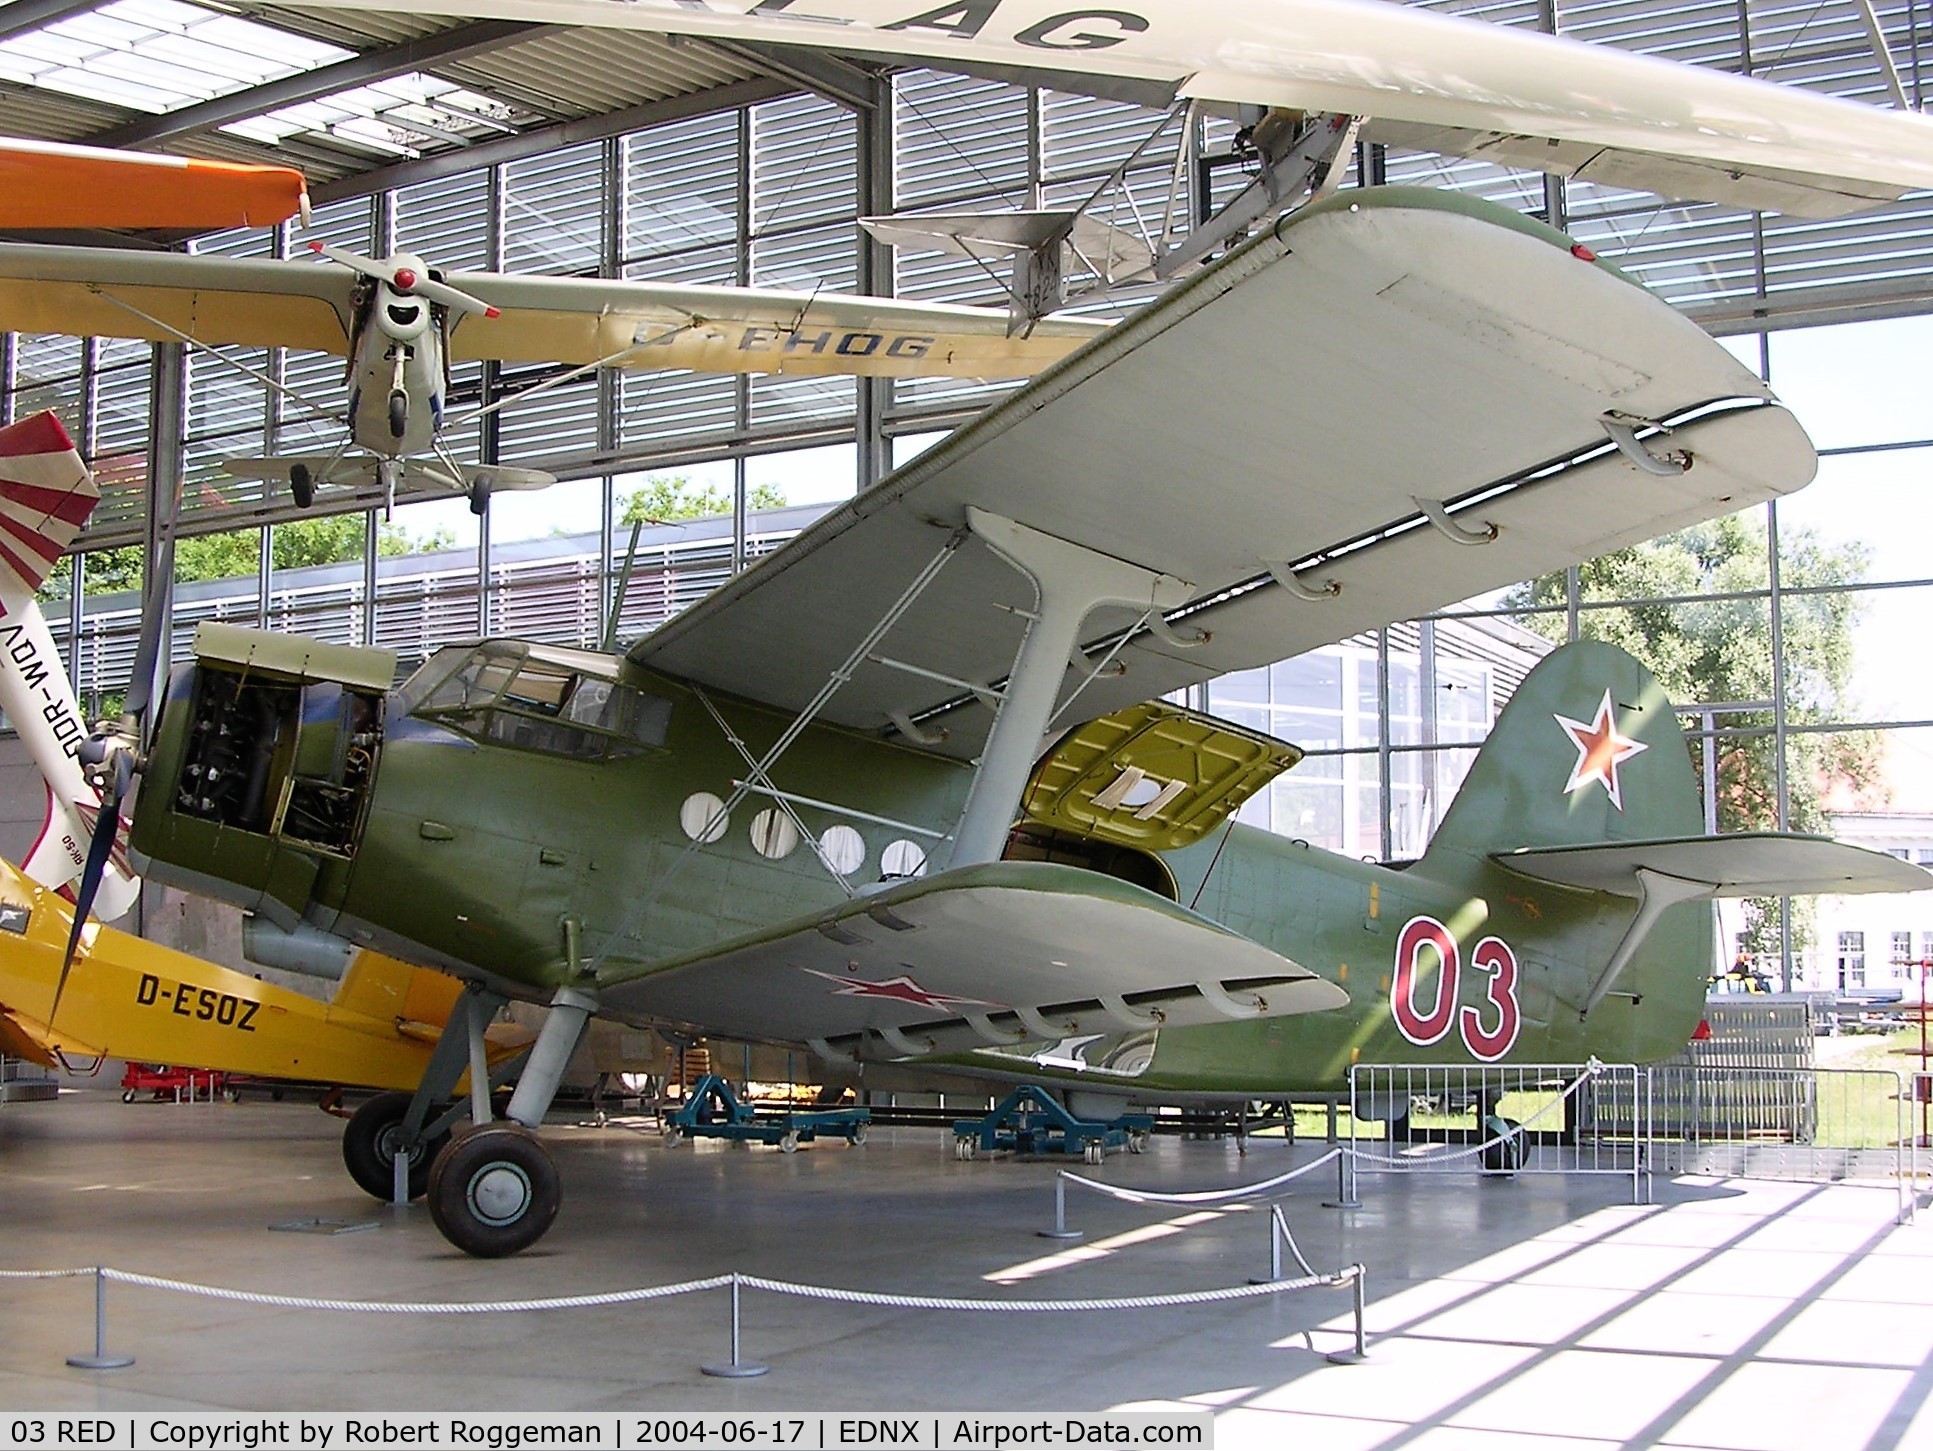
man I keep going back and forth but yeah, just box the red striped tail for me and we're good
[0,410,96,599]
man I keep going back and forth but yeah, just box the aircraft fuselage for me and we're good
[127,634,1711,1101]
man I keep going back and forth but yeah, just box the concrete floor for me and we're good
[2,1087,1931,1449]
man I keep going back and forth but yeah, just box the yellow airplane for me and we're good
[0,855,525,1102]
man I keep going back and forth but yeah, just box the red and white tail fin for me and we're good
[0,411,140,919]
[0,410,98,597]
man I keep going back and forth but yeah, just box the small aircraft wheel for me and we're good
[851,1123,868,1147]
[467,479,489,516]
[1481,1117,1526,1173]
[426,1123,561,1258]
[388,390,408,439]
[289,462,314,509]
[778,1130,800,1154]
[342,1090,448,1201]
[121,1090,135,1104]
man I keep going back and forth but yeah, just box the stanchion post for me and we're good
[1039,1174,1083,1240]
[1324,1266,1368,1366]
[1249,1204,1285,1284]
[1323,1145,1361,1210]
[66,1267,134,1370]
[701,1274,768,1378]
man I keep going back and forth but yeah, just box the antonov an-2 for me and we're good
[43,184,1925,1257]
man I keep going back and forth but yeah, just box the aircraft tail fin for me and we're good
[0,410,96,598]
[1415,639,1705,878]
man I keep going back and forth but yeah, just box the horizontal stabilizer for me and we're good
[222,454,374,487]
[597,860,1346,1060]
[1494,833,1932,898]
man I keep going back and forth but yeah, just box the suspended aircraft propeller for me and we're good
[306,241,501,321]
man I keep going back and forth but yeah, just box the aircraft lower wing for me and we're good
[1494,834,1933,899]
[630,187,1814,759]
[596,860,1347,1059]
[283,0,1933,219]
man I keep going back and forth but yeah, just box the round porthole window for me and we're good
[679,792,729,843]
[820,824,866,875]
[880,839,928,879]
[750,808,801,859]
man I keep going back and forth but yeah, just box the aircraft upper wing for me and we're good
[1493,834,1933,898]
[628,186,1816,759]
[0,138,308,231]
[0,243,1106,378]
[286,0,1933,219]
[596,860,1347,1057]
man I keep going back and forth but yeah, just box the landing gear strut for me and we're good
[423,985,596,1257]
[342,1090,448,1200]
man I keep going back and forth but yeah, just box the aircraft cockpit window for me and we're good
[408,645,670,760]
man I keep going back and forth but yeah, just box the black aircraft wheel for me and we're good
[467,479,489,516]
[342,1090,448,1201]
[427,1124,561,1258]
[289,462,314,509]
[388,390,408,439]
[1481,1116,1525,1173]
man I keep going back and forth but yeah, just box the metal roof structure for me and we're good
[0,0,864,210]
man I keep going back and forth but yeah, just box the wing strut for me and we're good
[1580,867,1713,1018]
[947,507,1191,868]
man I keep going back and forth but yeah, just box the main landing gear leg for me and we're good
[342,987,504,1203]
[427,986,596,1257]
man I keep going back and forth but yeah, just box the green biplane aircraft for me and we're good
[48,187,1926,1257]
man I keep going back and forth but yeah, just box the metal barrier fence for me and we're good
[1634,1066,1915,1223]
[1344,1061,1648,1204]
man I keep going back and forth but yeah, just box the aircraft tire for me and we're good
[1481,1116,1525,1173]
[427,1123,561,1258]
[467,480,488,516]
[342,1091,448,1201]
[388,391,408,439]
[289,463,314,509]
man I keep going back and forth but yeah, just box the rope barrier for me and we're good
[96,1268,736,1315]
[734,1267,1356,1313]
[1058,1147,1343,1205]
[0,1267,94,1281]
[8,1258,1371,1376]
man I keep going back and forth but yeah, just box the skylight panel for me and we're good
[222,68,536,157]
[0,0,351,119]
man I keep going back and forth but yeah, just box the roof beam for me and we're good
[310,76,794,206]
[0,0,100,44]
[680,37,881,112]
[84,20,547,150]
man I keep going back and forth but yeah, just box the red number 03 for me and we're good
[1390,915,1522,1061]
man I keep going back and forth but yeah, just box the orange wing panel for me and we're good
[0,139,307,230]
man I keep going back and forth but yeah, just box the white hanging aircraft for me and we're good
[282,0,1933,229]
[0,242,1108,514]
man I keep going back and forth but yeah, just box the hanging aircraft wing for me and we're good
[0,243,1106,379]
[628,186,1816,759]
[287,0,1933,219]
[596,860,1346,1058]
[1493,834,1933,899]
[0,137,309,231]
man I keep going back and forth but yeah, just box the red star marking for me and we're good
[1554,689,1648,811]
[799,966,1002,1012]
